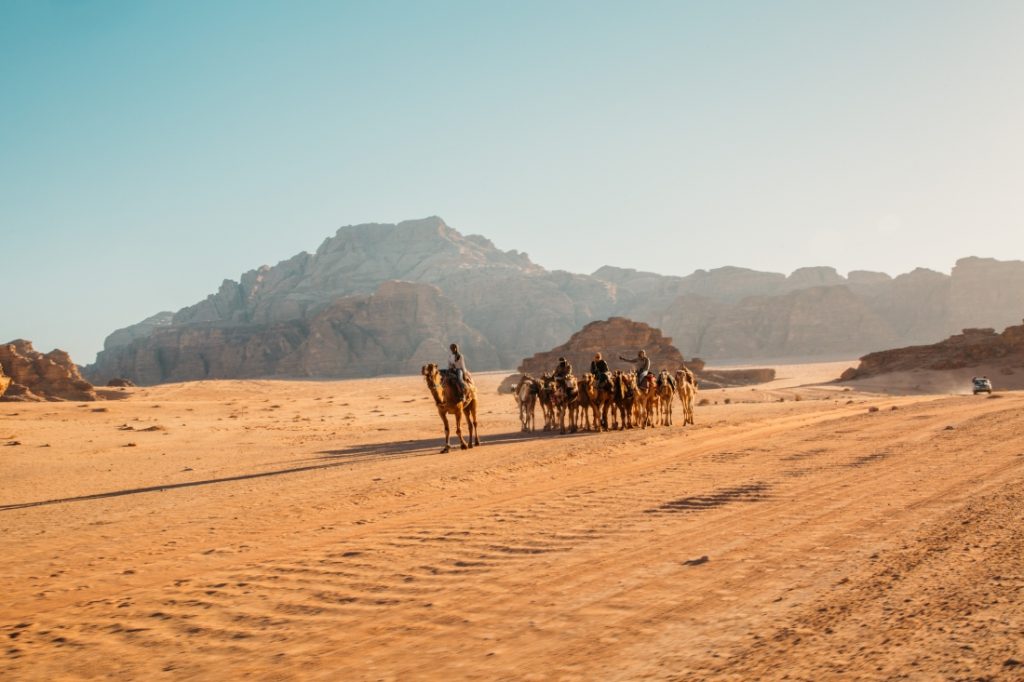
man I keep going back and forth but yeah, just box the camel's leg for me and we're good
[440,412,451,453]
[470,402,480,446]
[455,409,468,450]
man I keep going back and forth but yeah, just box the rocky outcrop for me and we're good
[518,317,687,378]
[840,322,1024,380]
[0,340,96,401]
[697,368,777,389]
[106,377,136,387]
[88,281,498,384]
[516,318,774,388]
[0,364,10,398]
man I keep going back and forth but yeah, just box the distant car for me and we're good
[972,377,993,395]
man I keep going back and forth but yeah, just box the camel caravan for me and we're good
[420,341,698,453]
[512,350,698,435]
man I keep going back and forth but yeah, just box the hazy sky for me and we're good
[2,0,1023,361]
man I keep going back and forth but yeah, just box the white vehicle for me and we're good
[972,377,993,395]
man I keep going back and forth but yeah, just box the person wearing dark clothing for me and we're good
[553,357,575,397]
[619,349,651,384]
[590,352,611,388]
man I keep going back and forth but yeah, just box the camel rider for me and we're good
[659,368,676,390]
[553,357,575,396]
[590,352,611,388]
[553,356,573,381]
[619,349,651,385]
[448,343,468,400]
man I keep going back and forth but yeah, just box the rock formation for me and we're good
[516,317,775,388]
[0,340,97,401]
[518,317,687,378]
[840,322,1024,381]
[89,281,498,384]
[86,216,1024,384]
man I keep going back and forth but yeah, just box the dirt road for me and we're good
[2,371,1022,680]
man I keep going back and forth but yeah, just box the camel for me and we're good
[657,370,675,426]
[675,367,697,426]
[577,373,601,431]
[551,374,580,434]
[594,372,616,431]
[421,363,479,453]
[611,370,637,430]
[513,374,539,432]
[635,372,660,428]
[538,373,556,431]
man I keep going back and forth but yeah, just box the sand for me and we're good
[2,364,1023,680]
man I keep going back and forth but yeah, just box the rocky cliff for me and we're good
[0,340,96,401]
[89,281,498,383]
[86,216,1024,384]
[840,322,1024,380]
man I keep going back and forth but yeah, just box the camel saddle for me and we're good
[440,368,473,401]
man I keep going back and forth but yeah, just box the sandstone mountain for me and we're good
[0,340,96,401]
[85,216,1024,385]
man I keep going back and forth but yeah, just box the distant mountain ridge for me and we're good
[85,216,1024,384]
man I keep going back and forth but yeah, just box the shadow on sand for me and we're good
[0,429,582,512]
[314,429,578,460]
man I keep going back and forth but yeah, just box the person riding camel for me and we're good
[619,349,651,386]
[553,356,575,396]
[448,343,468,401]
[590,352,611,388]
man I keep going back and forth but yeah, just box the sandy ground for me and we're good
[2,363,1023,680]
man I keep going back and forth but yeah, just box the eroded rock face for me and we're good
[0,340,96,401]
[516,318,773,388]
[841,322,1024,379]
[88,281,498,384]
[949,257,1024,333]
[518,317,687,378]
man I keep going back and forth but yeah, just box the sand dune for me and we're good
[2,367,1022,680]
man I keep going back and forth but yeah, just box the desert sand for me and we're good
[2,363,1023,680]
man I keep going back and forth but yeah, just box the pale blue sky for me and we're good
[2,1,1023,361]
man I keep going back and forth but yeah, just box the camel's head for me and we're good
[422,363,441,383]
